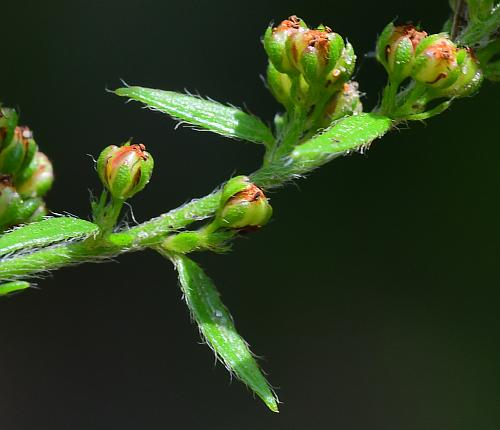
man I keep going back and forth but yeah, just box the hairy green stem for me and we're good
[0,114,393,281]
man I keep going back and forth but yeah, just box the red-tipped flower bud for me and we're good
[15,152,54,198]
[287,25,345,85]
[412,35,460,86]
[264,15,308,75]
[97,143,154,200]
[439,47,483,97]
[0,126,37,175]
[376,23,428,82]
[264,17,349,88]
[216,176,272,230]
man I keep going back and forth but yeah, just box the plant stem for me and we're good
[93,191,125,237]
[0,113,393,281]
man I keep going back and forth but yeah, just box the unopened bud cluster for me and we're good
[264,16,361,126]
[0,107,53,230]
[376,23,483,118]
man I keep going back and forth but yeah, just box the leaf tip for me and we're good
[266,398,280,413]
[114,87,129,97]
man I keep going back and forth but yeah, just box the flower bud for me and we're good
[12,197,45,222]
[0,107,18,150]
[441,47,483,97]
[376,23,428,82]
[288,25,345,85]
[15,152,54,198]
[264,15,308,75]
[97,143,154,200]
[0,179,22,228]
[412,35,460,86]
[217,176,272,229]
[321,82,363,127]
[25,199,48,223]
[325,42,356,92]
[266,63,293,107]
[0,126,37,175]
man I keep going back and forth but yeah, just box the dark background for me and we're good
[1,1,499,429]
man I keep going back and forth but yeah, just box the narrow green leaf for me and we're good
[115,86,275,147]
[168,252,279,412]
[291,113,392,162]
[0,217,98,257]
[251,113,392,189]
[0,280,30,296]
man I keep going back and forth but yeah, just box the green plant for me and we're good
[0,1,498,412]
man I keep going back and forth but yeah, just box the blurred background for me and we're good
[1,0,499,429]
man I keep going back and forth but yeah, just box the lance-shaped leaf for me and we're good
[115,86,275,147]
[167,252,279,412]
[291,113,392,163]
[251,113,393,189]
[0,217,98,257]
[0,280,30,296]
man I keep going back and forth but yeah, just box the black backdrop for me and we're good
[1,1,499,429]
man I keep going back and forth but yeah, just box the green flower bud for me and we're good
[14,197,45,223]
[0,126,37,175]
[376,23,428,82]
[287,26,345,85]
[264,15,308,75]
[324,42,357,92]
[24,199,48,223]
[321,81,363,127]
[216,176,272,230]
[0,180,22,228]
[0,177,47,230]
[266,63,310,108]
[0,107,18,150]
[440,47,483,97]
[97,142,154,200]
[412,35,460,86]
[266,62,293,107]
[15,152,54,198]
